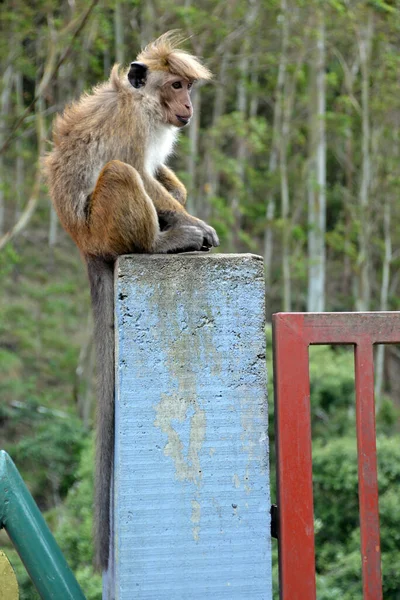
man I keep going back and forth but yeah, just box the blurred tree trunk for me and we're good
[230,60,247,250]
[249,27,260,119]
[332,48,359,302]
[280,90,291,311]
[140,0,155,45]
[114,0,125,64]
[0,64,13,235]
[77,16,99,93]
[75,311,95,430]
[0,60,50,250]
[104,46,111,78]
[343,118,354,300]
[264,0,288,288]
[375,127,397,402]
[230,0,258,251]
[278,7,305,312]
[307,9,326,312]
[186,88,201,215]
[374,197,391,404]
[203,49,230,221]
[14,72,24,220]
[355,9,373,311]
[48,60,72,250]
[48,207,58,248]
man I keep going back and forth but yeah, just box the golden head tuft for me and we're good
[137,31,212,81]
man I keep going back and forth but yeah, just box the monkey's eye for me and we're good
[187,81,193,90]
[172,81,183,89]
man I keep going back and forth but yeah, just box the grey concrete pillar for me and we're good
[106,253,271,599]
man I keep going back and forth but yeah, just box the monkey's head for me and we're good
[128,31,212,129]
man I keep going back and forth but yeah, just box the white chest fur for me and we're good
[145,125,178,176]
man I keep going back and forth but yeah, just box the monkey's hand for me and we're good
[158,211,219,250]
[192,217,220,250]
[141,174,219,248]
[154,223,212,253]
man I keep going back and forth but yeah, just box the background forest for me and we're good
[1,0,400,598]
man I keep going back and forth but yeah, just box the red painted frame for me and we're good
[272,312,400,600]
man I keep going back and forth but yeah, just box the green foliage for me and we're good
[313,438,360,549]
[5,440,101,600]
[0,244,21,279]
[53,439,102,599]
[309,345,355,435]
[313,436,400,599]
[10,414,85,502]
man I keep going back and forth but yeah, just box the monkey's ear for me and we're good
[128,62,148,89]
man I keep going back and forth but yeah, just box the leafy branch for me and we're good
[0,0,100,156]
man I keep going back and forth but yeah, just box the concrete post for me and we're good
[106,253,271,599]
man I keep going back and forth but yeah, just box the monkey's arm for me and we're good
[141,171,186,213]
[155,165,187,206]
[141,172,219,248]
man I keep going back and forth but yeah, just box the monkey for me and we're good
[44,31,219,572]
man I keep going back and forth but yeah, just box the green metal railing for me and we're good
[0,450,86,599]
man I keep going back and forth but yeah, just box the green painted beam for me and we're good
[0,450,86,600]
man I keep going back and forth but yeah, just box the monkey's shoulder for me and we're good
[53,82,135,144]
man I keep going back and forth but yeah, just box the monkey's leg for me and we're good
[155,165,187,206]
[82,160,206,257]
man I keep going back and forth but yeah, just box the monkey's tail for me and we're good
[86,255,115,572]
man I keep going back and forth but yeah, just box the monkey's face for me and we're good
[161,77,194,128]
[127,63,195,128]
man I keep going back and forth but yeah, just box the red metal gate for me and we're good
[272,312,400,600]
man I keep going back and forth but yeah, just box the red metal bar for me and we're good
[273,314,316,600]
[272,312,400,600]
[295,311,400,344]
[354,342,382,600]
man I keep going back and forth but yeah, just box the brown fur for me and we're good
[44,32,218,572]
[155,164,187,204]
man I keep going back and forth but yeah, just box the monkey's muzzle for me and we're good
[176,115,190,125]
